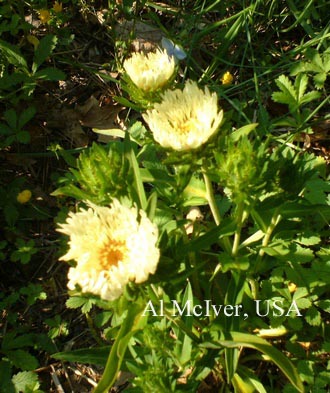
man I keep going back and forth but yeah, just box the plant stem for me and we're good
[254,210,282,273]
[232,205,248,257]
[202,169,221,226]
[202,163,232,254]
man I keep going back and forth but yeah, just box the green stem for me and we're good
[202,169,221,226]
[232,205,248,257]
[254,210,282,273]
[202,163,232,254]
[93,304,143,393]
[86,313,104,346]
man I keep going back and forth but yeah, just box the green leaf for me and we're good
[53,346,111,366]
[4,109,17,130]
[174,282,193,365]
[18,107,36,129]
[32,35,58,73]
[16,130,30,144]
[299,90,321,105]
[12,371,40,392]
[201,332,304,393]
[219,254,250,273]
[305,306,321,326]
[313,72,327,89]
[295,298,311,309]
[230,123,258,142]
[272,74,320,113]
[51,184,93,200]
[179,218,236,256]
[93,128,125,139]
[182,175,207,206]
[0,360,15,393]
[124,133,147,210]
[232,372,256,393]
[272,75,298,111]
[34,67,66,81]
[0,39,28,71]
[295,233,321,246]
[66,296,96,313]
[5,350,38,371]
[93,304,147,393]
[4,203,19,226]
[237,366,267,393]
[297,360,314,385]
[295,73,308,102]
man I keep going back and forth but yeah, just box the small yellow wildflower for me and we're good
[123,49,175,92]
[221,71,234,85]
[39,9,51,24]
[57,200,160,301]
[53,1,63,13]
[288,282,297,293]
[143,80,223,151]
[17,190,32,204]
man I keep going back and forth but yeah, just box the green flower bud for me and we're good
[75,142,132,203]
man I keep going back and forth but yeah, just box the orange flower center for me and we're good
[98,239,126,269]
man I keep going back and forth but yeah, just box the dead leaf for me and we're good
[115,20,164,52]
[76,95,124,129]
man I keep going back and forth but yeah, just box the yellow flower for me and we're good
[123,49,175,92]
[58,200,160,301]
[221,71,234,85]
[17,190,32,204]
[288,282,297,293]
[39,9,51,24]
[53,1,63,13]
[143,80,223,151]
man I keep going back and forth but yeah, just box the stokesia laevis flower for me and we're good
[58,200,160,301]
[123,49,175,92]
[143,80,223,151]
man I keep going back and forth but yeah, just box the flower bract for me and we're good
[123,49,175,92]
[143,80,223,151]
[58,200,160,301]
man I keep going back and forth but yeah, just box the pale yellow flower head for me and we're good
[123,49,175,92]
[58,200,160,301]
[17,190,32,204]
[143,80,223,151]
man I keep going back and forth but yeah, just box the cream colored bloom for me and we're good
[143,80,223,151]
[58,200,159,301]
[123,49,175,92]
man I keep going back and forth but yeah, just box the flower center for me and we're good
[171,116,196,135]
[98,239,126,269]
